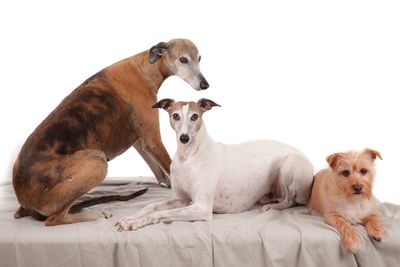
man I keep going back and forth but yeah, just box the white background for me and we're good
[1,1,399,203]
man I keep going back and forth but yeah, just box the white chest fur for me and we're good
[170,125,310,213]
[336,197,377,224]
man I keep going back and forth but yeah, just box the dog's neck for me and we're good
[128,51,171,93]
[176,123,213,162]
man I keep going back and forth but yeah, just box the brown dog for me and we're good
[12,39,209,226]
[308,148,386,253]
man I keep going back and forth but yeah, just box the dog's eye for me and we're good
[172,113,180,121]
[360,169,368,175]
[198,56,201,62]
[190,114,199,121]
[342,170,350,177]
[179,57,188,64]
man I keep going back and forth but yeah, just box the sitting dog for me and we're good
[12,39,209,226]
[308,149,386,253]
[116,98,314,231]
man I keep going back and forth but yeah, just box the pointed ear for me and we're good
[151,98,174,111]
[149,42,169,64]
[363,148,382,160]
[326,153,344,169]
[197,98,221,112]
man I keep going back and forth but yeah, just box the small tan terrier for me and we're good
[308,148,386,253]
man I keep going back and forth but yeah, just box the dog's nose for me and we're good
[200,80,209,90]
[179,134,190,144]
[352,184,363,194]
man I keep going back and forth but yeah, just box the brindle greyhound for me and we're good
[12,38,209,226]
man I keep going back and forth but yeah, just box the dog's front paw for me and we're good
[261,204,272,212]
[115,216,141,232]
[361,214,386,242]
[342,229,362,253]
[366,223,386,241]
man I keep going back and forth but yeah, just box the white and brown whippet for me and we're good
[13,39,209,226]
[116,98,314,231]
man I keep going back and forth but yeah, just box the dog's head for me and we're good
[152,98,220,145]
[149,39,209,90]
[326,148,382,200]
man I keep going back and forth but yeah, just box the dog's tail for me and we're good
[69,188,148,213]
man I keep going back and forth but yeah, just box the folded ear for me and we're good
[151,98,174,111]
[197,98,221,112]
[363,148,382,160]
[326,153,344,169]
[149,42,169,64]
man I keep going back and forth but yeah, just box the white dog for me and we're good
[116,98,314,231]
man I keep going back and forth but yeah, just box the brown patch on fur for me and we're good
[167,101,204,132]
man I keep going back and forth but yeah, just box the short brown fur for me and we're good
[13,39,208,225]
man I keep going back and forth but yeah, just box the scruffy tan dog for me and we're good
[308,148,386,253]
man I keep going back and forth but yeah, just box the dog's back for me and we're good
[14,73,132,181]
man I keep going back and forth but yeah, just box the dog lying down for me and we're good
[308,149,386,253]
[116,98,314,231]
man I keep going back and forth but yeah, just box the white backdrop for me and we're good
[1,1,399,203]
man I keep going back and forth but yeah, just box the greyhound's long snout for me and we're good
[179,134,190,144]
[199,74,209,90]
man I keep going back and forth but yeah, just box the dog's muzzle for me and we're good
[179,134,190,144]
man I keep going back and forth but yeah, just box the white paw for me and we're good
[115,216,141,231]
[261,204,272,212]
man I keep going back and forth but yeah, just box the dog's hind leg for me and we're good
[14,206,29,218]
[262,154,313,211]
[14,206,47,221]
[36,149,110,226]
[262,186,295,211]
[288,154,314,205]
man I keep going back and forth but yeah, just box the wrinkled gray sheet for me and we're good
[1,177,400,267]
